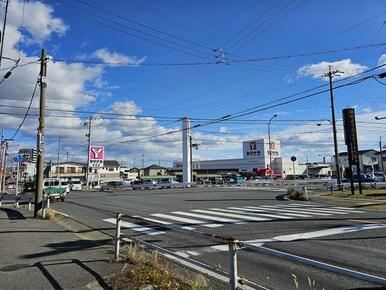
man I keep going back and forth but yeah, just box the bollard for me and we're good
[302,186,309,201]
[47,198,50,209]
[228,241,238,290]
[28,202,32,211]
[15,201,20,208]
[114,213,122,261]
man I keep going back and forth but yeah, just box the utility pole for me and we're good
[1,140,8,194]
[56,136,61,179]
[0,0,10,69]
[324,66,343,187]
[34,48,47,218]
[65,151,70,162]
[141,154,144,177]
[84,116,92,189]
[380,136,384,172]
[0,129,3,193]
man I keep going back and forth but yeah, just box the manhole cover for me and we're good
[0,263,30,272]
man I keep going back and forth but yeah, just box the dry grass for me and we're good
[108,244,182,290]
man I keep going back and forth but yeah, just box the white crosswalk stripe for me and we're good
[172,211,241,223]
[151,213,223,228]
[192,209,269,221]
[103,218,165,235]
[222,207,294,219]
[102,204,367,236]
[244,206,314,217]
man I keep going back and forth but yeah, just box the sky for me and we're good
[0,0,385,167]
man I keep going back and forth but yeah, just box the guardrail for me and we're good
[113,212,386,289]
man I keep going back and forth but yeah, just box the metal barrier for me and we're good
[113,212,386,289]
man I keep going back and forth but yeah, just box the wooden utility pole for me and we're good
[34,48,47,218]
[56,136,61,179]
[84,116,93,189]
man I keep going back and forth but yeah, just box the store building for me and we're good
[173,139,306,178]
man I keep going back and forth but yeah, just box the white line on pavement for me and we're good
[103,218,165,235]
[192,209,269,221]
[223,207,294,219]
[172,211,240,223]
[151,213,223,228]
[245,206,316,217]
[133,215,195,230]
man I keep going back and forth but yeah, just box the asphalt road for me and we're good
[48,187,386,290]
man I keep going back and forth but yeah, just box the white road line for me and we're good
[254,206,332,216]
[192,209,269,221]
[232,206,313,218]
[326,206,365,213]
[209,223,386,252]
[133,215,195,230]
[305,207,358,214]
[211,207,293,219]
[244,206,314,217]
[103,218,165,235]
[150,213,223,228]
[172,211,240,223]
[287,203,365,213]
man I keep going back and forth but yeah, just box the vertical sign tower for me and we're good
[343,108,362,195]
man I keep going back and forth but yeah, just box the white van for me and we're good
[70,179,82,191]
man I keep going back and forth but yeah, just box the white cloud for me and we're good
[297,59,368,80]
[378,54,386,66]
[93,48,146,66]
[219,126,228,133]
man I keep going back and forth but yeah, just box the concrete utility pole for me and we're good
[0,0,10,69]
[182,118,191,183]
[0,129,3,193]
[65,151,70,162]
[380,136,384,172]
[84,116,92,189]
[268,114,277,179]
[324,66,342,187]
[141,154,144,177]
[189,136,199,182]
[56,136,61,179]
[1,140,8,194]
[34,48,47,218]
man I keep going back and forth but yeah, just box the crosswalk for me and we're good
[102,203,365,237]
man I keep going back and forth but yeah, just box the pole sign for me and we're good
[343,108,359,165]
[13,155,23,163]
[343,108,362,194]
[89,145,104,168]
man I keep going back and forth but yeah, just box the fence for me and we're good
[113,212,386,290]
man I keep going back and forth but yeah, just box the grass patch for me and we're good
[329,189,386,199]
[108,244,182,290]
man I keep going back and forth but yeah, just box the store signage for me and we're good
[343,108,359,165]
[89,145,104,168]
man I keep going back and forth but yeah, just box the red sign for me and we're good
[89,146,104,161]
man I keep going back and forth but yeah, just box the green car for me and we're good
[43,186,66,202]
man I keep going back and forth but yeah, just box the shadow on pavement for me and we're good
[0,208,26,220]
[34,259,112,290]
[22,239,111,259]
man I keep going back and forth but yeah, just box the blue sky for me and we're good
[1,0,385,166]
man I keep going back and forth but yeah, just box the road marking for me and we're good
[172,211,240,223]
[209,223,386,252]
[133,215,195,230]
[232,206,312,217]
[256,206,333,216]
[150,213,222,228]
[192,209,269,221]
[103,218,165,235]
[224,207,294,219]
[245,206,316,217]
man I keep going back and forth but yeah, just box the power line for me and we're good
[56,0,216,59]
[10,77,39,139]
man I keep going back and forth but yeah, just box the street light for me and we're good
[375,116,386,120]
[268,114,278,178]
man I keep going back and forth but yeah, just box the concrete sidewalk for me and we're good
[0,207,121,290]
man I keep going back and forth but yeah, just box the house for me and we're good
[45,162,87,180]
[336,149,379,176]
[98,160,121,182]
[375,150,386,173]
[120,167,138,181]
[143,164,169,176]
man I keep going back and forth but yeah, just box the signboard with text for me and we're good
[343,108,359,165]
[89,145,104,168]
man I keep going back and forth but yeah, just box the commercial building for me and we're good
[173,139,306,178]
[336,150,380,176]
[45,162,87,179]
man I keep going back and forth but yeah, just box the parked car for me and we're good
[229,177,245,185]
[69,179,82,191]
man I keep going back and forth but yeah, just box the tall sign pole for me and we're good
[34,48,47,217]
[343,108,362,195]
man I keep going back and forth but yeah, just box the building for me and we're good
[98,160,121,182]
[173,139,306,178]
[120,167,138,181]
[337,149,379,176]
[375,150,386,173]
[143,164,169,176]
[45,162,87,179]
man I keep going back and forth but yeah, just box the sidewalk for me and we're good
[310,192,386,211]
[0,207,121,290]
